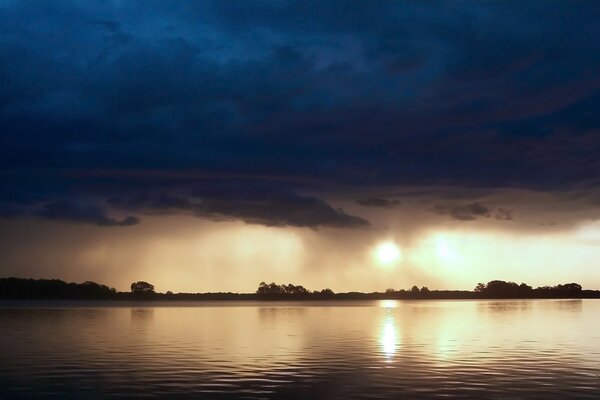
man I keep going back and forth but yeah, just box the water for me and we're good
[1,299,599,399]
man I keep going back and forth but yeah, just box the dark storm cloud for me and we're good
[109,191,369,229]
[197,193,369,228]
[0,202,27,218]
[434,202,491,221]
[2,1,600,227]
[434,201,514,222]
[494,208,514,222]
[108,194,193,212]
[356,197,402,208]
[35,200,139,227]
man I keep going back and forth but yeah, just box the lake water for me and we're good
[1,299,599,399]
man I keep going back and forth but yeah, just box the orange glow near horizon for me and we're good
[3,217,600,292]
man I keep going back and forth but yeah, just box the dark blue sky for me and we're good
[2,1,600,228]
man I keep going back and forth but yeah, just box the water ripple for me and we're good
[0,300,599,399]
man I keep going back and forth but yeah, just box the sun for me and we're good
[375,241,402,266]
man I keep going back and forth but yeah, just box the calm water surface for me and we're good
[1,299,599,399]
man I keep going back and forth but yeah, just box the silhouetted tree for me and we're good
[476,280,534,298]
[535,282,582,297]
[485,280,520,297]
[282,283,309,295]
[130,281,155,295]
[256,282,313,297]
[257,282,280,295]
[385,288,396,293]
[1,277,593,301]
[0,278,116,299]
[257,282,267,294]
[519,283,533,292]
[563,283,582,292]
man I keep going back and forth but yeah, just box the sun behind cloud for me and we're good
[374,241,402,267]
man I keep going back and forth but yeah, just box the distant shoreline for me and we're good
[2,291,600,302]
[123,292,600,301]
[1,277,599,301]
[0,296,599,307]
[1,296,600,303]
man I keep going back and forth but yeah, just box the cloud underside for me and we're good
[2,2,600,228]
[35,200,139,227]
[112,193,369,228]
[2,192,369,229]
[357,197,402,208]
[434,202,513,222]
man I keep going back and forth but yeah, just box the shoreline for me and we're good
[1,294,599,302]
[2,278,598,301]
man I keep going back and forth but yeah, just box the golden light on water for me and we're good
[379,300,400,359]
[381,319,397,357]
[380,300,398,308]
[380,319,400,360]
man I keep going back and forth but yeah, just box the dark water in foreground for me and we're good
[1,300,599,399]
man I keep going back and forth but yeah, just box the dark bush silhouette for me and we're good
[256,282,337,298]
[486,280,529,297]
[535,282,582,297]
[256,282,309,296]
[0,278,116,299]
[130,281,155,295]
[0,277,595,301]
[474,280,582,298]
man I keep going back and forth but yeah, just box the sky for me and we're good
[2,1,600,292]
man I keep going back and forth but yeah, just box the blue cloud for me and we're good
[1,1,599,227]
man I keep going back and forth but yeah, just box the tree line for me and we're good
[256,282,334,297]
[0,278,117,299]
[0,277,598,300]
[473,280,583,298]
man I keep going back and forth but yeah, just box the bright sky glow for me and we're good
[375,241,402,266]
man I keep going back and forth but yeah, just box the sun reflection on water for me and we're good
[381,318,397,358]
[0,300,598,398]
[380,299,398,309]
[379,309,401,360]
[378,300,400,359]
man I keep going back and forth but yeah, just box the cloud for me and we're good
[1,1,599,228]
[34,200,139,227]
[108,194,192,212]
[200,195,369,228]
[0,202,27,218]
[109,192,369,229]
[433,202,517,223]
[434,202,491,221]
[356,197,401,208]
[494,208,514,221]
[540,221,558,226]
